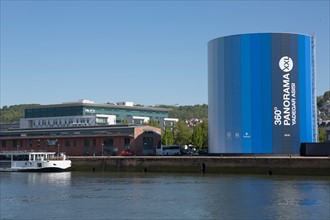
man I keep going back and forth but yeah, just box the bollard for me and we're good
[201,163,206,174]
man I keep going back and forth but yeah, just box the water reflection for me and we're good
[1,172,329,220]
[268,179,329,219]
[27,172,72,187]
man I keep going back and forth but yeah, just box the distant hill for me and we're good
[157,104,208,120]
[0,104,40,124]
[1,90,328,125]
[0,103,208,124]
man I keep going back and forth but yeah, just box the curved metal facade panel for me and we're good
[208,33,315,154]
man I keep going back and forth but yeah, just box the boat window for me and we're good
[13,155,29,161]
[0,155,11,161]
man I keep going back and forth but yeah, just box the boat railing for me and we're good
[1,150,32,153]
[1,150,50,153]
[48,157,66,161]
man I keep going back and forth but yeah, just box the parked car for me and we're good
[121,150,133,156]
[198,150,208,156]
[181,145,198,156]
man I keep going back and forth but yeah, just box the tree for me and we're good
[192,124,203,149]
[317,96,324,108]
[0,104,40,124]
[200,119,208,148]
[323,91,330,101]
[146,119,161,128]
[174,120,192,145]
[318,127,327,143]
[161,125,174,145]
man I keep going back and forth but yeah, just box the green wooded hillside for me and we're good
[0,103,208,124]
[157,104,208,120]
[0,104,40,124]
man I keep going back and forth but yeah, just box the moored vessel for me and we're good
[0,151,71,172]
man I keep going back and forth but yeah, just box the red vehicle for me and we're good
[121,149,133,156]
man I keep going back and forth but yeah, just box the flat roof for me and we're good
[26,102,171,112]
[1,124,140,134]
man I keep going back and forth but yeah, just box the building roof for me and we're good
[26,102,171,112]
[0,124,159,138]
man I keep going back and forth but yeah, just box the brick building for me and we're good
[0,125,161,156]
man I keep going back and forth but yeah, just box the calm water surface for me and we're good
[1,172,329,220]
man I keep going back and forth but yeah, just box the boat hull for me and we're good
[19,167,69,172]
[0,167,69,172]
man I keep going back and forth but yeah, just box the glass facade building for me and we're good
[208,33,317,154]
[25,103,169,124]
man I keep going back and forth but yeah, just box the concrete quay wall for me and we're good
[68,156,330,176]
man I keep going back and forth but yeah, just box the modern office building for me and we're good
[20,99,172,128]
[208,33,317,154]
[20,114,117,129]
[159,118,179,130]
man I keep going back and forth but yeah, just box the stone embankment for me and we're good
[68,156,330,176]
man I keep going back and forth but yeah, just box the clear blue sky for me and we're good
[1,1,329,107]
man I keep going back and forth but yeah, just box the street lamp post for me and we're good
[57,143,60,155]
[101,143,104,156]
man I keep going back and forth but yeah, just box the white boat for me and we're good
[0,151,71,172]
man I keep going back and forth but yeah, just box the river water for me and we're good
[1,172,329,220]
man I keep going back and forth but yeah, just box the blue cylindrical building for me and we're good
[208,33,317,154]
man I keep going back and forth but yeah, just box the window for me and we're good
[0,155,10,160]
[84,146,89,156]
[29,139,33,147]
[96,118,107,124]
[103,138,113,147]
[84,138,90,147]
[124,138,130,147]
[84,138,90,156]
[65,139,70,147]
[1,140,6,148]
[13,155,29,161]
[13,139,17,148]
[143,137,154,150]
[73,139,77,147]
